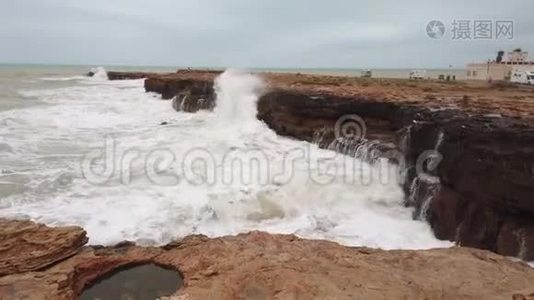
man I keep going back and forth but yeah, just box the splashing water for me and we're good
[213,69,265,128]
[0,69,451,250]
[89,67,109,81]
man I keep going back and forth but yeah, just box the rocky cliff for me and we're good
[136,70,534,260]
[107,72,164,80]
[2,218,534,300]
[259,88,534,260]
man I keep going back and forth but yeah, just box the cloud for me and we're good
[1,0,533,68]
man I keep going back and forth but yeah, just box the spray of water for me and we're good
[213,69,265,127]
[89,67,109,81]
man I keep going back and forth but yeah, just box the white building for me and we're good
[467,49,534,81]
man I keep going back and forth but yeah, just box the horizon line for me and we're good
[0,62,468,70]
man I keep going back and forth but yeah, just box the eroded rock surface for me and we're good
[1,220,534,300]
[0,218,88,276]
[400,109,534,259]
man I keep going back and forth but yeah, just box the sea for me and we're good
[0,64,457,249]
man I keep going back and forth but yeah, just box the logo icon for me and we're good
[334,115,367,141]
[426,20,446,39]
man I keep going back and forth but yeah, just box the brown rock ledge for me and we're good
[138,69,534,119]
[0,218,88,276]
[106,72,164,80]
[1,219,534,300]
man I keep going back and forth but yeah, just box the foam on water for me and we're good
[38,67,107,82]
[0,69,452,250]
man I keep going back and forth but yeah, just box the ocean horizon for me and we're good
[0,63,468,80]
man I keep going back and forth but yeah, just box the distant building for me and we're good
[467,49,534,80]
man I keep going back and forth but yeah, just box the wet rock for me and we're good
[497,221,523,257]
[1,221,534,300]
[258,88,534,259]
[497,221,534,261]
[403,109,534,255]
[171,89,215,113]
[257,90,399,148]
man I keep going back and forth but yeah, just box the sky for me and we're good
[1,0,533,68]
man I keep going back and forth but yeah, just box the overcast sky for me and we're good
[1,0,533,68]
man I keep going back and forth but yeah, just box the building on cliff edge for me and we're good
[467,48,534,81]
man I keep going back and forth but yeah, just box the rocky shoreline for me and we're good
[128,69,534,260]
[2,69,533,299]
[2,218,534,299]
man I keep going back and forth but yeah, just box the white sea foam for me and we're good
[0,70,452,250]
[40,76,87,81]
[39,67,108,82]
[89,66,109,81]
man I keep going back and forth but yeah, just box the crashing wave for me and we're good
[88,67,108,81]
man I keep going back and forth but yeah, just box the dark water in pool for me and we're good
[80,264,183,300]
